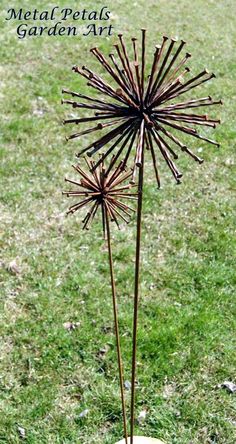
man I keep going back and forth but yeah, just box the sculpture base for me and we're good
[115,437,165,444]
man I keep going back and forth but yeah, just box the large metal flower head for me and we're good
[63,158,137,234]
[62,30,222,186]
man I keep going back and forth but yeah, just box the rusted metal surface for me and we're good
[64,159,137,444]
[63,31,221,188]
[62,29,221,443]
[63,158,137,232]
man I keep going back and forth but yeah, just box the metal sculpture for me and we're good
[63,158,137,444]
[62,29,221,444]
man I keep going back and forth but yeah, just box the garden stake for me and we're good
[62,29,221,444]
[105,206,128,444]
[63,159,138,444]
[130,147,144,444]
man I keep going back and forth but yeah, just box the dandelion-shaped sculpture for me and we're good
[62,30,221,444]
[62,31,222,185]
[63,158,137,444]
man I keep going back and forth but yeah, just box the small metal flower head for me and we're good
[63,158,137,234]
[62,30,222,187]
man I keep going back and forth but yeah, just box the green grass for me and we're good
[0,0,235,443]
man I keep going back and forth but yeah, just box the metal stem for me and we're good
[105,209,128,444]
[130,149,144,444]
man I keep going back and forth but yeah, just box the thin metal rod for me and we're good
[105,208,128,444]
[141,29,146,99]
[130,148,144,444]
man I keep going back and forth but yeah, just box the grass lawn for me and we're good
[0,0,235,443]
